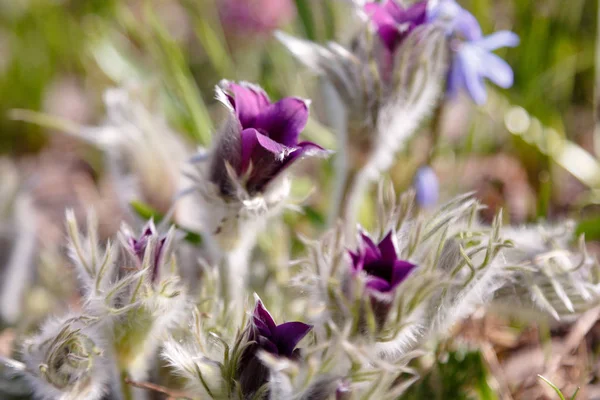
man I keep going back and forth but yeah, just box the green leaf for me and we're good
[575,216,600,241]
[295,0,317,41]
[537,375,566,400]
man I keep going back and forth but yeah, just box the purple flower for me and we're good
[237,299,312,396]
[430,0,519,104]
[365,0,428,55]
[413,165,439,208]
[364,0,428,80]
[126,220,166,283]
[348,231,416,329]
[211,81,326,196]
[349,231,416,293]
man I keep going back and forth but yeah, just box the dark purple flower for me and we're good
[413,165,439,208]
[237,299,312,396]
[127,220,166,283]
[365,0,428,55]
[249,299,312,358]
[210,81,326,196]
[349,231,416,293]
[429,0,519,104]
[348,231,416,329]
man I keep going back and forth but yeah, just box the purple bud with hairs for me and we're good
[349,231,416,328]
[126,220,166,283]
[237,299,312,397]
[365,0,428,55]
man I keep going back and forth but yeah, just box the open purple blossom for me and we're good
[413,165,439,208]
[365,0,428,55]
[249,299,312,357]
[430,0,519,104]
[237,299,312,396]
[349,231,416,293]
[210,81,327,197]
[126,220,166,283]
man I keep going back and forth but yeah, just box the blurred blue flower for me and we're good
[430,0,519,104]
[413,166,439,208]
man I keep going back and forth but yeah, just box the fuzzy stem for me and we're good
[341,168,371,234]
[323,78,351,227]
[121,371,134,400]
[221,243,252,310]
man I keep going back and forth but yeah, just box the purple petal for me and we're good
[254,97,309,147]
[253,317,273,338]
[360,233,381,264]
[240,128,260,173]
[257,335,279,354]
[281,141,327,168]
[475,31,519,51]
[457,48,487,104]
[349,250,364,272]
[454,7,482,41]
[390,260,417,287]
[256,131,289,155]
[382,0,403,20]
[365,3,399,51]
[446,57,464,99]
[228,82,270,127]
[253,300,277,334]
[481,52,514,88]
[395,1,427,25]
[273,321,312,357]
[428,0,481,40]
[377,232,398,263]
[414,166,439,207]
[366,276,392,292]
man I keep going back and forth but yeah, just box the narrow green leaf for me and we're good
[295,0,317,41]
[538,374,566,400]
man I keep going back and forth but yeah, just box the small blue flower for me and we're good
[413,166,439,208]
[430,0,519,104]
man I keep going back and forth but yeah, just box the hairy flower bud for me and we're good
[189,81,328,254]
[236,298,312,397]
[347,231,416,329]
[21,315,109,400]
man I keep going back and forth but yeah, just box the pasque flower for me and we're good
[364,0,428,80]
[237,298,312,396]
[350,231,416,293]
[211,81,326,197]
[365,0,428,55]
[125,220,166,283]
[430,0,519,104]
[348,231,416,328]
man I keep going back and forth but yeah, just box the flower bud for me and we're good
[21,315,109,400]
[236,298,312,397]
[347,231,416,329]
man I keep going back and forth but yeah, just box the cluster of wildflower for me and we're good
[1,1,598,400]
